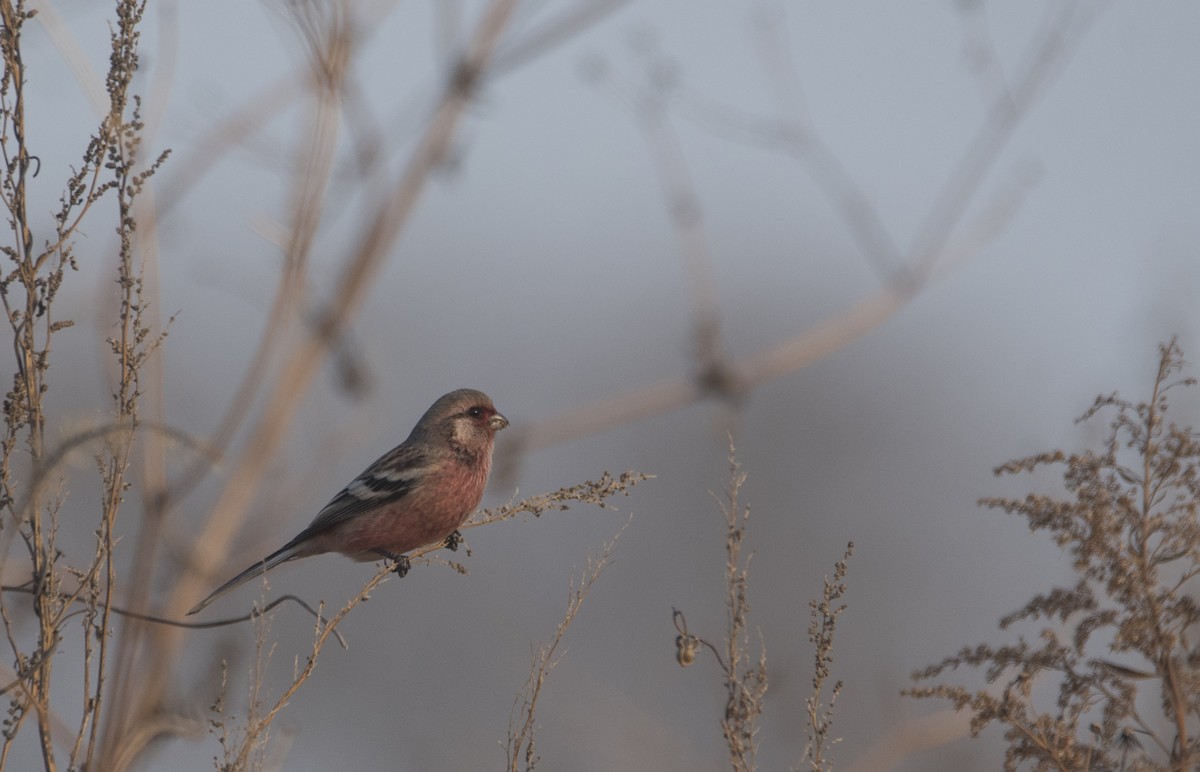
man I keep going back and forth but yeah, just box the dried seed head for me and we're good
[676,634,698,667]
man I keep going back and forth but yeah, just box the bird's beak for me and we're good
[490,413,509,431]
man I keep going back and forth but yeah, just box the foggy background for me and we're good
[14,0,1200,769]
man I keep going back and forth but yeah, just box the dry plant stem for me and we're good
[0,0,163,767]
[508,2,1104,456]
[111,187,170,756]
[470,471,651,530]
[506,519,628,772]
[170,4,349,508]
[801,542,853,772]
[671,447,768,771]
[151,81,312,519]
[91,11,168,767]
[671,447,864,771]
[717,454,767,772]
[13,420,212,525]
[1135,350,1190,758]
[0,5,55,764]
[238,603,277,772]
[229,564,396,770]
[100,8,351,761]
[0,585,345,645]
[137,3,395,522]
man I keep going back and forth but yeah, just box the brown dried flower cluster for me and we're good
[909,339,1200,771]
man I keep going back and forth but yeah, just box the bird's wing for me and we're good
[288,443,433,543]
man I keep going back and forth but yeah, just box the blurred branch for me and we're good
[494,0,631,74]
[506,159,1034,454]
[742,1,902,280]
[155,75,304,219]
[29,0,108,116]
[633,71,733,398]
[506,0,1102,458]
[906,2,1102,274]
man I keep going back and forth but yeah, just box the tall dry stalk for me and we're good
[0,0,167,769]
[506,519,630,772]
[673,447,856,772]
[671,447,770,772]
[800,543,853,772]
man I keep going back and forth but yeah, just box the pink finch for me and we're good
[187,388,507,615]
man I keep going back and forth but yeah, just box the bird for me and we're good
[187,388,508,615]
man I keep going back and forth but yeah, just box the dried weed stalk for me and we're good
[473,471,652,527]
[223,570,389,771]
[506,517,630,772]
[908,338,1200,770]
[0,0,167,768]
[800,542,853,772]
[673,448,769,772]
[207,606,278,772]
[674,447,855,772]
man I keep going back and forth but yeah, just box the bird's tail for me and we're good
[186,543,302,615]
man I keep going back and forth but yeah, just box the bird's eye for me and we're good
[467,406,484,418]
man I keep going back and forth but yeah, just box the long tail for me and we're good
[186,543,302,615]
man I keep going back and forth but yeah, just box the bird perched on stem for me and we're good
[187,389,508,615]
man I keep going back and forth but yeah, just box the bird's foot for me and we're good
[443,530,464,552]
[393,556,411,577]
[373,549,411,578]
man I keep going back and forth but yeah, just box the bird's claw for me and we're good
[443,530,463,552]
[372,549,411,578]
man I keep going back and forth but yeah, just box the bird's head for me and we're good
[418,388,508,456]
